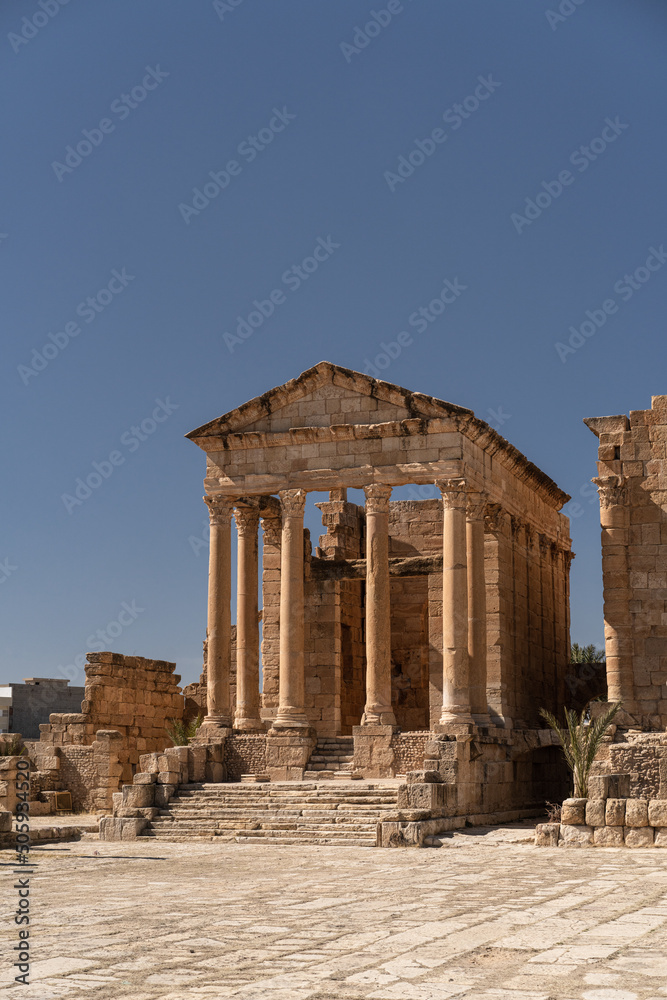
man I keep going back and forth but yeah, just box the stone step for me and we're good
[235,836,377,847]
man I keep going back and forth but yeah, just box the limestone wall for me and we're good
[39,652,183,781]
[586,395,667,727]
[224,734,267,780]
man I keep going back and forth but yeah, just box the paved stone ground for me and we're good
[1,836,667,1000]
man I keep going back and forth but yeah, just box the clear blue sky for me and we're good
[2,0,666,687]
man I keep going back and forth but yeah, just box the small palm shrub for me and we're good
[540,701,621,798]
[165,715,203,747]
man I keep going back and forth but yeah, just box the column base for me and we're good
[272,710,309,729]
[201,714,232,729]
[438,709,474,725]
[360,707,397,727]
[233,716,266,732]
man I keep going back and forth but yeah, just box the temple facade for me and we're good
[186,362,573,753]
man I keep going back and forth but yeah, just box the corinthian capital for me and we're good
[592,476,628,509]
[435,478,468,510]
[234,502,260,536]
[204,495,234,525]
[279,488,307,517]
[363,483,392,515]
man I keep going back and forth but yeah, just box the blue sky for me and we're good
[2,0,667,687]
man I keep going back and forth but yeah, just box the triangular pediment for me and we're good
[186,362,472,440]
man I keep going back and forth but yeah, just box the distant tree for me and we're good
[540,702,620,797]
[570,643,605,663]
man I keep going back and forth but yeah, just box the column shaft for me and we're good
[234,503,263,730]
[275,489,308,728]
[467,495,489,722]
[438,480,473,725]
[361,484,396,726]
[203,495,234,727]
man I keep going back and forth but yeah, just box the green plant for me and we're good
[540,701,621,797]
[0,735,25,757]
[570,643,605,663]
[165,714,203,747]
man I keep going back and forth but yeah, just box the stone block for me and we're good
[398,783,448,811]
[188,746,207,783]
[157,771,181,784]
[594,826,624,847]
[154,784,176,809]
[561,798,587,825]
[624,826,654,847]
[606,798,626,826]
[122,784,154,808]
[559,823,593,846]
[648,800,667,827]
[607,773,631,798]
[133,772,157,785]
[585,799,606,827]
[655,829,667,847]
[0,810,11,833]
[205,761,225,783]
[406,770,442,783]
[534,823,559,846]
[99,816,147,841]
[625,798,649,827]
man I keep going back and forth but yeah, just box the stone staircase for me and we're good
[142,782,398,847]
[304,736,355,778]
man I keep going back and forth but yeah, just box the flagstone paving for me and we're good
[1,838,667,999]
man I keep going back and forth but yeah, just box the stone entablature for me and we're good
[585,395,667,727]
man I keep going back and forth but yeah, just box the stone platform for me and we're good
[141,781,399,846]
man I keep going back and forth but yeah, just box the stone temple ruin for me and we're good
[6,366,666,848]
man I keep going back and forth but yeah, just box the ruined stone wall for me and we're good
[586,395,667,727]
[39,653,183,780]
[391,731,430,773]
[592,731,667,799]
[224,734,267,780]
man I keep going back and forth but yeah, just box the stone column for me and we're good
[467,493,490,724]
[594,477,634,710]
[361,484,396,727]
[233,503,263,731]
[203,495,234,729]
[274,489,309,728]
[437,479,473,725]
